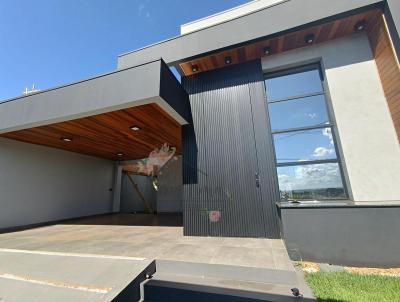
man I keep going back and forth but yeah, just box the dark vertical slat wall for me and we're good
[247,65,282,238]
[182,60,280,238]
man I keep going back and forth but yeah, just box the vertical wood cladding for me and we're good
[367,12,400,142]
[182,60,280,238]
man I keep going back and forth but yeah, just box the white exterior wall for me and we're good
[262,33,400,202]
[180,0,286,34]
[0,138,115,229]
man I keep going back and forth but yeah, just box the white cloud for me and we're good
[278,163,342,191]
[322,127,334,145]
[138,3,145,13]
[308,113,317,119]
[313,146,334,158]
[138,2,151,18]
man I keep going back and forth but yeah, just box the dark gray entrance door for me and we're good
[182,60,280,238]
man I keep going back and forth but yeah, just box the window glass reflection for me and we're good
[268,95,329,131]
[265,69,323,101]
[274,127,337,164]
[277,163,346,200]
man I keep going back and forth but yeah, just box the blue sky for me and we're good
[0,0,248,100]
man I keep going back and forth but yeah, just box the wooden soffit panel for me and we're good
[180,9,382,75]
[0,103,181,161]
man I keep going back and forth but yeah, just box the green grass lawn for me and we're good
[305,271,400,302]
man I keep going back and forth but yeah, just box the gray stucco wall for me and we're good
[0,138,114,229]
[387,0,400,36]
[262,34,400,202]
[279,205,400,267]
[385,0,400,59]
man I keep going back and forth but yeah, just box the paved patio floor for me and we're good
[0,213,293,271]
[0,214,314,301]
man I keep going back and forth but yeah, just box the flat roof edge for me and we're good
[180,0,289,34]
[0,58,163,105]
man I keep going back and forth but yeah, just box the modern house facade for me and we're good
[1,0,399,266]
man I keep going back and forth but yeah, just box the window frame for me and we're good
[264,63,349,200]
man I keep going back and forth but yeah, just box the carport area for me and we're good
[0,58,190,232]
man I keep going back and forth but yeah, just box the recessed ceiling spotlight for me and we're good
[130,126,141,131]
[305,34,315,44]
[116,153,124,156]
[61,137,72,142]
[224,56,232,64]
[263,46,272,55]
[354,20,367,32]
[191,64,199,72]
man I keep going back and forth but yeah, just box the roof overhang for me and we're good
[0,59,191,160]
[117,0,383,69]
[0,59,190,133]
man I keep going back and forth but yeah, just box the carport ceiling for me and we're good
[1,103,181,161]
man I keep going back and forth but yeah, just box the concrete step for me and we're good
[155,259,298,285]
[143,273,315,302]
[142,260,315,302]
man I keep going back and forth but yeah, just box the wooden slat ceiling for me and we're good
[0,103,182,161]
[366,11,400,143]
[180,9,382,76]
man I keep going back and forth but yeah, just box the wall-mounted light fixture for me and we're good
[130,126,141,131]
[354,20,367,32]
[263,46,272,55]
[191,64,199,72]
[224,56,232,64]
[304,34,315,44]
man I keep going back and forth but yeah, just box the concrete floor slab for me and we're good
[0,214,303,301]
[0,278,103,302]
[0,249,155,302]
[0,214,294,271]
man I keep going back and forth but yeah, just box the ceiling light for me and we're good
[305,34,315,44]
[354,20,367,32]
[263,46,272,55]
[191,64,199,72]
[130,126,141,131]
[224,56,232,64]
[116,153,124,156]
[61,137,72,142]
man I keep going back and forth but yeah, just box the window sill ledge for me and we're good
[276,200,400,209]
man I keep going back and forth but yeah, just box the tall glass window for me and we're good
[265,64,347,200]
